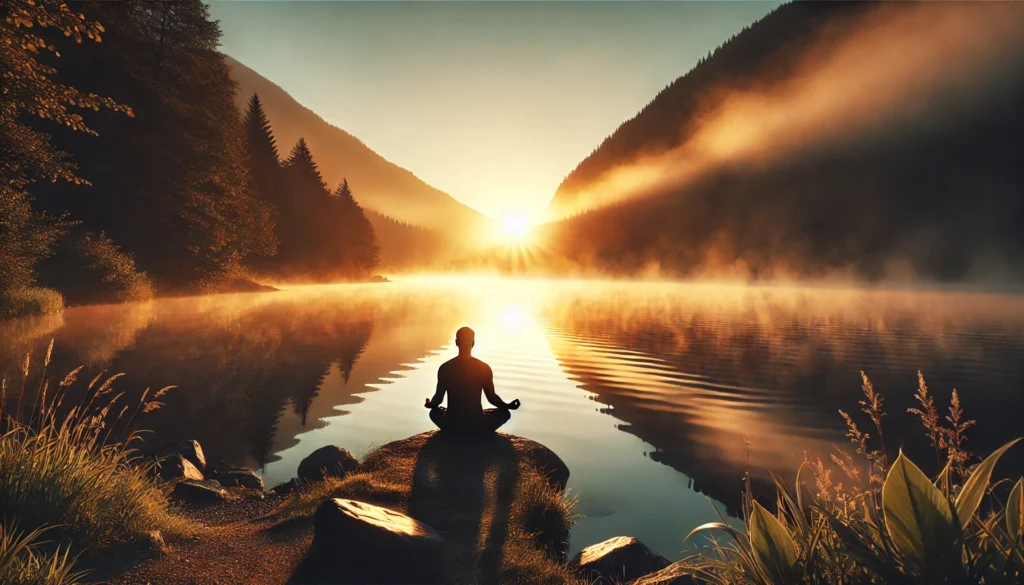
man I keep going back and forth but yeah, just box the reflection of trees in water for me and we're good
[542,286,1024,513]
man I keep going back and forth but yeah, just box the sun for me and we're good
[499,211,531,243]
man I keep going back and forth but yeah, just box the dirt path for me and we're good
[87,498,312,585]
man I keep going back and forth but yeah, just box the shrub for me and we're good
[681,373,1024,585]
[0,288,64,320]
[73,232,154,303]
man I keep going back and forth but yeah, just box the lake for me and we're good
[3,277,1024,560]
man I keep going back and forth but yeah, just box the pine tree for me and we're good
[242,93,279,169]
[286,138,326,191]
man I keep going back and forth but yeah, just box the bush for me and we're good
[0,288,64,320]
[73,232,154,303]
[681,373,1024,585]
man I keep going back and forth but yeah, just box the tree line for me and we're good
[1,0,378,317]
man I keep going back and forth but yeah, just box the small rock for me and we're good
[299,498,444,583]
[153,454,204,482]
[144,530,165,555]
[570,536,670,584]
[297,445,358,483]
[170,479,227,506]
[628,562,698,585]
[208,464,263,490]
[157,440,206,473]
[270,478,301,496]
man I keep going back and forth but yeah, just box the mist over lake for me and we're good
[5,278,1023,559]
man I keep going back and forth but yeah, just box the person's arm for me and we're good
[483,365,519,410]
[425,370,446,408]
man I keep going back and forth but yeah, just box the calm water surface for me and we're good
[3,278,1024,559]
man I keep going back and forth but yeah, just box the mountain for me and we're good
[543,2,1024,282]
[226,56,490,235]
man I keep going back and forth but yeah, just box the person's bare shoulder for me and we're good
[472,357,493,376]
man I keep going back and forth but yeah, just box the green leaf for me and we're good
[935,457,952,497]
[882,450,961,579]
[956,438,1021,528]
[748,499,799,584]
[1007,478,1023,541]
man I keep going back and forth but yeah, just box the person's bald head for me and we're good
[455,326,475,350]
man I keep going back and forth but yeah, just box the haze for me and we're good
[208,0,778,221]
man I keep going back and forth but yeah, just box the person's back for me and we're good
[425,327,520,435]
[437,355,491,428]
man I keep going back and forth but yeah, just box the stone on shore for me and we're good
[157,440,207,473]
[628,562,698,585]
[297,445,359,483]
[209,463,264,490]
[570,536,671,584]
[298,498,444,584]
[170,479,227,505]
[270,478,301,496]
[154,454,204,482]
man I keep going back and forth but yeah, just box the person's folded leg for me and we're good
[483,408,511,432]
[429,406,448,431]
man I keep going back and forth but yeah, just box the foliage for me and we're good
[0,287,63,320]
[38,231,154,305]
[241,99,380,282]
[34,0,276,293]
[0,343,187,554]
[682,372,1024,584]
[72,232,154,303]
[0,0,131,301]
[0,525,84,585]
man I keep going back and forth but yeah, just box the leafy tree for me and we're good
[0,0,130,298]
[38,0,276,292]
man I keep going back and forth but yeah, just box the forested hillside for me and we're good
[0,0,380,317]
[545,1,1024,282]
[227,57,490,235]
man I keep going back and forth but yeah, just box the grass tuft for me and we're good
[0,288,64,320]
[0,343,189,584]
[0,525,85,585]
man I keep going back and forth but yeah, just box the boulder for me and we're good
[270,478,301,496]
[157,440,206,473]
[297,445,359,483]
[153,454,204,482]
[628,562,698,585]
[170,479,227,506]
[208,464,263,490]
[528,442,570,492]
[298,498,444,584]
[570,536,670,584]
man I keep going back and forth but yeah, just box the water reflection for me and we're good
[2,278,1023,558]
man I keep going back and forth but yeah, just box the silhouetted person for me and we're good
[425,327,520,435]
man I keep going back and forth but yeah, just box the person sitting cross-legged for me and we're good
[424,326,520,435]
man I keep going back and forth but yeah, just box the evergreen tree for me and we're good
[242,93,280,170]
[37,0,276,292]
[285,138,328,194]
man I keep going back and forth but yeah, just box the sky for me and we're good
[208,1,779,220]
